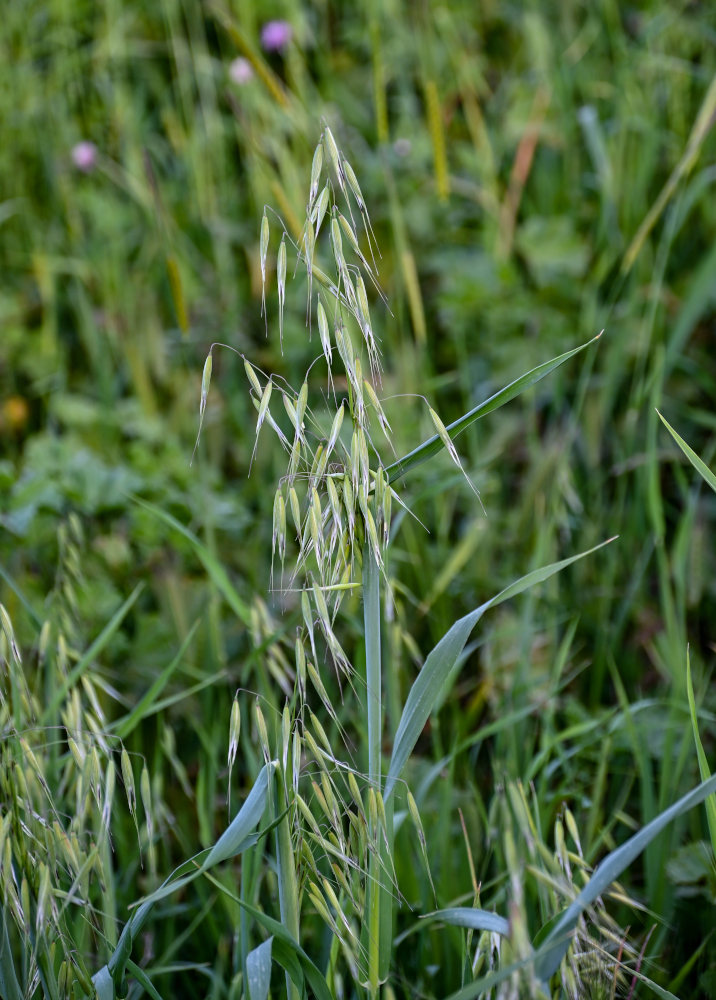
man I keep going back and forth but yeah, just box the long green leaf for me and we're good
[110,620,201,739]
[656,410,716,494]
[0,912,23,1000]
[204,761,275,867]
[534,772,716,982]
[246,938,273,1000]
[419,907,510,937]
[443,951,544,1000]
[384,333,602,484]
[125,962,164,1000]
[685,647,716,856]
[94,762,274,998]
[42,583,145,724]
[273,768,301,1000]
[131,496,251,624]
[384,538,615,802]
[622,71,716,273]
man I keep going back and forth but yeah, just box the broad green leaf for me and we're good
[201,872,334,1000]
[534,772,716,982]
[384,538,615,802]
[420,907,510,937]
[656,410,716,494]
[246,938,273,1000]
[96,763,274,998]
[131,496,251,624]
[205,762,275,867]
[91,966,114,1000]
[384,333,601,484]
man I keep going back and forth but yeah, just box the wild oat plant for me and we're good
[188,127,635,999]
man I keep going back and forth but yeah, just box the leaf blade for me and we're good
[657,410,716,494]
[384,538,615,802]
[385,333,602,484]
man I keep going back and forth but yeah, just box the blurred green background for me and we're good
[2,0,716,995]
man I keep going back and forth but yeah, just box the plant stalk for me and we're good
[363,542,383,997]
[274,771,301,1000]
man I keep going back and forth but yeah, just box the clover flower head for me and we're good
[260,20,292,53]
[229,57,254,84]
[71,141,97,173]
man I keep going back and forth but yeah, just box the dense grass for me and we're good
[1,1,716,998]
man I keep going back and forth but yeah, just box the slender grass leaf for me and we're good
[656,410,716,494]
[0,913,23,1000]
[624,968,681,1000]
[42,582,144,724]
[130,496,251,624]
[384,333,602,484]
[685,647,716,855]
[622,71,716,273]
[534,772,716,982]
[126,962,164,1000]
[0,564,43,628]
[384,538,615,802]
[419,907,510,937]
[246,938,273,1000]
[127,673,225,719]
[443,951,543,1000]
[270,939,306,995]
[111,620,201,739]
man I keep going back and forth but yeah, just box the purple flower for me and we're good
[229,57,254,85]
[71,141,97,173]
[260,20,292,53]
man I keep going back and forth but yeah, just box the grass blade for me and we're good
[110,620,201,739]
[204,762,275,868]
[622,71,716,273]
[41,583,144,725]
[419,907,510,937]
[131,496,251,624]
[246,937,273,1000]
[384,538,615,802]
[0,912,23,1000]
[685,647,716,856]
[656,410,716,494]
[384,333,602,484]
[125,961,164,1000]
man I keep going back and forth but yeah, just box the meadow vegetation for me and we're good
[1,2,716,998]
